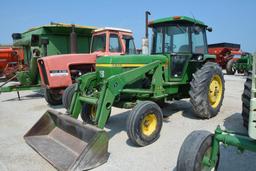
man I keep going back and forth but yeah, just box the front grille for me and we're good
[38,59,49,85]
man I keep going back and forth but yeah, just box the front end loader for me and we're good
[176,54,256,171]
[25,14,225,170]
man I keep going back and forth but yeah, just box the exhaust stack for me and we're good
[142,11,151,55]
[70,24,77,54]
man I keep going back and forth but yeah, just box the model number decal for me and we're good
[49,70,68,77]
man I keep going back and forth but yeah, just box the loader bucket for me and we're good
[24,110,109,171]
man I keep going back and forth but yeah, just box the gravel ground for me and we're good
[0,74,256,171]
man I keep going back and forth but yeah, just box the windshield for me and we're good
[122,35,136,54]
[109,34,121,52]
[152,25,189,54]
[152,25,207,54]
[91,34,106,52]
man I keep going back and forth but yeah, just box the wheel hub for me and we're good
[141,114,157,136]
[208,75,223,108]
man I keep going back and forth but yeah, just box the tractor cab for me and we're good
[149,16,212,77]
[90,27,136,56]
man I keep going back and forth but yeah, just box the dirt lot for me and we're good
[1,74,256,171]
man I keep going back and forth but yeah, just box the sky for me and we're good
[0,0,255,52]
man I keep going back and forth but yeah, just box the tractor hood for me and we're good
[38,53,97,75]
[39,53,97,66]
[95,54,167,79]
[38,53,97,88]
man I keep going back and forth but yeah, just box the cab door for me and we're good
[165,26,191,81]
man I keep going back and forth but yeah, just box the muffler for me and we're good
[24,110,109,171]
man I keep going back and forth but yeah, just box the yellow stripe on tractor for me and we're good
[96,64,145,67]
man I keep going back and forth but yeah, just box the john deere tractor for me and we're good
[25,14,225,170]
[176,55,256,171]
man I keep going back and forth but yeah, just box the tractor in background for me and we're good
[0,47,24,79]
[227,52,253,75]
[208,42,240,74]
[176,55,256,170]
[38,27,137,105]
[25,13,225,170]
[0,23,96,98]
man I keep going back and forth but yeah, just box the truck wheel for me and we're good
[190,62,225,119]
[127,101,163,146]
[62,83,76,110]
[44,88,62,105]
[242,72,251,129]
[226,60,236,75]
[177,130,219,171]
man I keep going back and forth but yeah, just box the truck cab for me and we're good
[38,27,136,105]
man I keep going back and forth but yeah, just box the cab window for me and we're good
[192,27,207,54]
[91,33,106,52]
[122,35,136,54]
[109,34,121,52]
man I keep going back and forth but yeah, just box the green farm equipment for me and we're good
[0,23,95,98]
[25,14,225,170]
[228,52,253,75]
[176,55,256,170]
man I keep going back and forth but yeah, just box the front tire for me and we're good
[44,88,62,105]
[62,83,76,110]
[190,62,225,119]
[127,101,163,146]
[81,104,111,124]
[226,60,236,75]
[177,130,219,171]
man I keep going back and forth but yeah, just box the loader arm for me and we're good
[69,60,163,128]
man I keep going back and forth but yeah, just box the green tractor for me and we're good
[176,55,256,170]
[24,14,225,170]
[228,52,253,75]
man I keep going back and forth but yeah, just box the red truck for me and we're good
[38,27,136,105]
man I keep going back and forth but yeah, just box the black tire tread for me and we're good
[189,62,225,119]
[44,88,62,105]
[126,101,163,146]
[177,130,218,171]
[241,72,251,128]
[226,60,236,75]
[62,83,76,110]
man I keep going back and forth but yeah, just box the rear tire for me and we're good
[62,83,76,110]
[226,60,236,75]
[177,130,219,171]
[242,72,251,129]
[127,101,163,146]
[190,62,225,119]
[44,88,62,105]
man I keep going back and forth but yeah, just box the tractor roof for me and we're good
[148,16,207,27]
[93,27,132,33]
[23,22,96,34]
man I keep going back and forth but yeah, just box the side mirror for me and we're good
[207,27,213,32]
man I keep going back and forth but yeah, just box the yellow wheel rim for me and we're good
[90,105,97,119]
[208,75,223,108]
[141,114,157,136]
